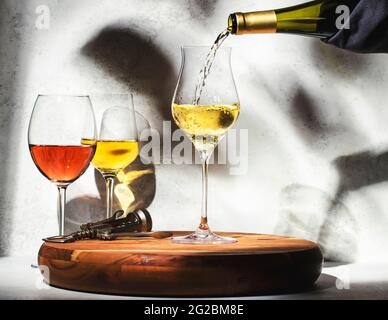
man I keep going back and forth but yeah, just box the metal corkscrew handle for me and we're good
[44,209,152,243]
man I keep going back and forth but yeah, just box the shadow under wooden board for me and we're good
[38,232,323,297]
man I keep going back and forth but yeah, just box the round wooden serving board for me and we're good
[38,232,323,297]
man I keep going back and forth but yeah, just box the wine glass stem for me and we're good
[57,186,67,236]
[105,176,115,219]
[198,153,210,234]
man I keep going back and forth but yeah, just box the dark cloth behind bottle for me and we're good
[324,0,388,53]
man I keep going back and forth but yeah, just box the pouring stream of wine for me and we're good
[193,29,230,105]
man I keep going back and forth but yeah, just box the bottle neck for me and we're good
[228,10,277,35]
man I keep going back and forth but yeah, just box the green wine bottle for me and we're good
[228,0,359,38]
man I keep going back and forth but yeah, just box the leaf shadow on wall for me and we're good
[187,0,218,20]
[275,88,360,263]
[324,147,388,261]
[275,184,359,263]
[274,70,352,262]
[81,26,176,123]
[310,40,372,77]
[289,88,328,143]
[275,43,388,262]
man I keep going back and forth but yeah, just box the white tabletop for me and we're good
[0,257,387,300]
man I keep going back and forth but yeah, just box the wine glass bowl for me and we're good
[171,46,240,244]
[28,95,96,235]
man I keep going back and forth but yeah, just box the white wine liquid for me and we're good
[172,103,240,153]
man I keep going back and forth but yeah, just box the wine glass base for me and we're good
[171,232,237,244]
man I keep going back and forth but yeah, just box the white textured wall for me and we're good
[1,0,388,262]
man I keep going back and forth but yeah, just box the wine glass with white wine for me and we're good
[171,46,240,244]
[82,94,139,218]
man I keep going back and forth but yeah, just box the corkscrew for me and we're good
[43,209,170,243]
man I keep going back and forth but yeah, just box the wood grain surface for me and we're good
[38,232,323,297]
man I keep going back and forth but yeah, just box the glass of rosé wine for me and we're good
[28,95,97,236]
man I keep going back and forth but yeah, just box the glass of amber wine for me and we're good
[83,94,139,218]
[171,46,240,244]
[28,95,96,235]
